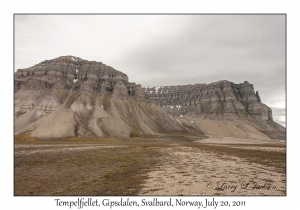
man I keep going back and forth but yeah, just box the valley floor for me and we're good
[14,135,286,196]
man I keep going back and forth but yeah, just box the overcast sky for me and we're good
[15,14,286,126]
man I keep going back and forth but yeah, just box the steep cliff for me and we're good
[14,56,199,139]
[143,80,285,133]
[14,56,285,140]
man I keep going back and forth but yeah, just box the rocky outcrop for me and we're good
[14,56,285,140]
[14,56,146,98]
[14,56,199,139]
[143,80,284,132]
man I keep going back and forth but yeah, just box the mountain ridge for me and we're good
[143,80,285,132]
[14,56,285,140]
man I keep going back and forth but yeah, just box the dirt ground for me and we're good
[139,146,285,196]
[14,135,286,196]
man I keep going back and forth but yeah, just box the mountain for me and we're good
[14,56,285,140]
[143,81,285,139]
[14,56,199,139]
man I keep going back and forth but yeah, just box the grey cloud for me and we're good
[14,14,286,126]
[271,107,286,115]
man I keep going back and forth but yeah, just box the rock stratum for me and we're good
[14,56,285,140]
[14,56,200,139]
[143,81,285,139]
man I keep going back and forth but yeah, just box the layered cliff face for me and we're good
[14,56,199,139]
[143,80,285,132]
[14,56,285,140]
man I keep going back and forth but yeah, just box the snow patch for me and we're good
[76,68,78,73]
[71,101,83,112]
[73,79,78,83]
[180,114,183,117]
[86,103,92,110]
